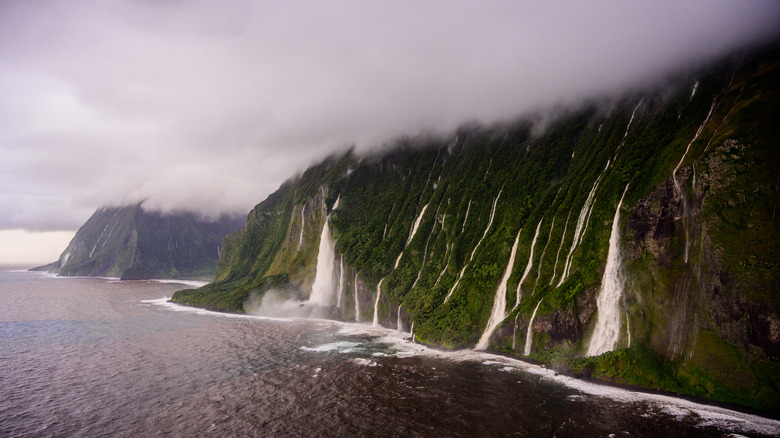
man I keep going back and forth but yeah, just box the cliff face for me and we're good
[174,47,780,411]
[44,203,244,280]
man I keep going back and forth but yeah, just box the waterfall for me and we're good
[309,219,336,306]
[353,273,360,322]
[60,252,71,268]
[397,304,403,331]
[461,199,472,233]
[407,203,429,246]
[524,299,543,356]
[673,100,716,263]
[373,278,384,326]
[515,219,542,308]
[511,314,520,350]
[476,230,521,350]
[445,191,501,303]
[586,184,630,357]
[297,206,305,250]
[690,80,699,101]
[410,321,415,342]
[626,313,632,348]
[89,223,110,258]
[558,164,607,287]
[550,210,571,285]
[336,256,345,308]
[332,194,340,210]
[536,217,555,282]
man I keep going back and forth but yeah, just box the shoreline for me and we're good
[147,296,780,435]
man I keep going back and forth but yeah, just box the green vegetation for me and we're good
[172,46,780,412]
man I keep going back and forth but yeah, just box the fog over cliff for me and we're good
[1,0,779,231]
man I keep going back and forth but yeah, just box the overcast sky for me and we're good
[1,0,779,262]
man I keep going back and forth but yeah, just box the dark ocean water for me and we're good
[0,266,777,437]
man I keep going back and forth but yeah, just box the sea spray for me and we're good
[515,219,542,308]
[309,219,336,306]
[445,191,501,303]
[476,230,521,350]
[524,299,543,356]
[587,184,630,356]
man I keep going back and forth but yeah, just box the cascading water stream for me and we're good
[444,191,501,303]
[336,256,344,308]
[586,184,630,357]
[557,162,608,287]
[332,194,340,210]
[550,210,571,285]
[309,218,336,306]
[673,100,716,263]
[374,203,429,326]
[407,203,429,246]
[353,273,360,322]
[476,230,521,350]
[515,219,542,308]
[535,217,555,283]
[524,299,543,356]
[397,304,404,331]
[298,206,305,250]
[461,199,472,233]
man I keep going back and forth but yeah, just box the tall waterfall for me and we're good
[515,219,542,308]
[407,203,429,246]
[297,206,305,250]
[586,184,630,357]
[558,162,608,287]
[397,304,404,331]
[373,278,384,326]
[673,100,716,263]
[336,256,345,308]
[309,218,336,306]
[524,298,543,356]
[550,210,571,285]
[353,273,360,322]
[476,230,521,350]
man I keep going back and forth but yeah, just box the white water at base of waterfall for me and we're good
[586,184,630,357]
[353,273,360,322]
[476,230,521,350]
[445,191,501,303]
[309,219,336,306]
[515,219,542,308]
[524,298,544,356]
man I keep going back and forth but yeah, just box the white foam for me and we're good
[150,279,209,288]
[352,358,379,367]
[300,341,361,353]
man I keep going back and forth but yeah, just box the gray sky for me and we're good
[2,0,779,239]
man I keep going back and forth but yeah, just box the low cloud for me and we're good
[1,0,778,231]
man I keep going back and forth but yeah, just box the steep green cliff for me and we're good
[41,203,244,280]
[173,46,780,411]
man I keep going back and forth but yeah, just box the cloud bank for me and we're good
[1,0,778,231]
